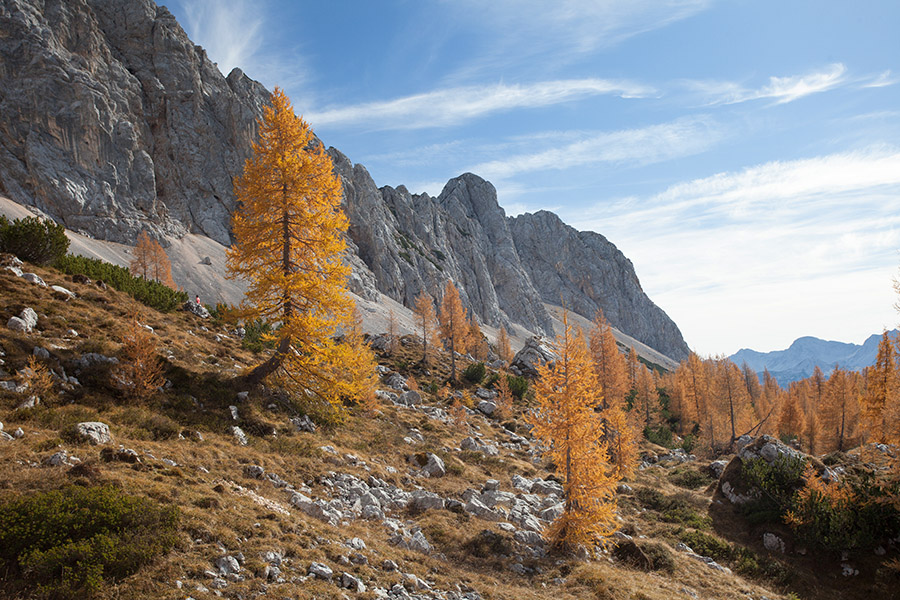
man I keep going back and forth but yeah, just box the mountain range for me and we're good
[0,0,689,361]
[729,330,898,385]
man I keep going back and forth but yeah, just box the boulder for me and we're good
[510,336,557,377]
[341,572,366,593]
[308,562,333,580]
[412,452,446,477]
[408,490,445,512]
[230,426,248,446]
[22,273,47,287]
[183,301,210,318]
[477,400,497,416]
[51,285,76,300]
[74,422,112,445]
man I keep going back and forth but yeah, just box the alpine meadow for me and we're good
[1,2,899,600]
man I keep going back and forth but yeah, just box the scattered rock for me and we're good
[477,400,497,416]
[22,272,47,287]
[50,285,76,300]
[762,532,785,554]
[231,426,248,446]
[308,562,333,581]
[215,555,241,576]
[291,415,317,433]
[341,572,366,593]
[413,452,446,478]
[243,465,265,479]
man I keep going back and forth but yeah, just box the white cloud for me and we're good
[863,70,899,89]
[690,63,848,106]
[177,0,309,95]
[444,0,713,76]
[569,147,900,355]
[467,117,721,180]
[305,79,654,131]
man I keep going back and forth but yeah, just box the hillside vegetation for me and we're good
[2,257,900,600]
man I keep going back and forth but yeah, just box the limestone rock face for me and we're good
[510,211,690,360]
[0,0,690,361]
[0,0,268,245]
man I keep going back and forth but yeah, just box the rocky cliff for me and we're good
[0,0,690,360]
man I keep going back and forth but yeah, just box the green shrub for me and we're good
[644,424,674,448]
[0,216,69,265]
[636,487,710,529]
[54,254,187,312]
[669,467,714,490]
[506,374,528,399]
[242,318,276,353]
[463,362,486,384]
[0,485,179,598]
[483,372,500,389]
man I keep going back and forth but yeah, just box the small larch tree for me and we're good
[112,317,165,401]
[438,281,468,381]
[528,313,619,551]
[226,87,375,412]
[413,292,438,365]
[131,231,175,289]
[496,325,513,364]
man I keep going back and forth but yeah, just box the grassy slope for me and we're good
[0,262,893,600]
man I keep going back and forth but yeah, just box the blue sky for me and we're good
[168,0,900,356]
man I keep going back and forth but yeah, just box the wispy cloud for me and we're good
[467,117,721,180]
[176,0,308,94]
[569,147,900,354]
[305,79,654,130]
[863,70,899,89]
[689,63,848,106]
[444,0,713,77]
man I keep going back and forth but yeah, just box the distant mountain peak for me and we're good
[730,330,898,385]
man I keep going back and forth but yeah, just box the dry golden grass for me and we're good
[0,260,839,600]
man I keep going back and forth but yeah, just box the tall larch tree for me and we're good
[589,314,638,477]
[822,367,860,452]
[413,292,438,365]
[634,364,658,429]
[528,314,619,550]
[779,383,807,446]
[863,331,899,443]
[130,231,175,289]
[589,312,628,410]
[130,231,154,279]
[717,358,752,449]
[226,88,374,410]
[438,281,469,381]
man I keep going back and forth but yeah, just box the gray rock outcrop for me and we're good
[0,0,268,245]
[510,210,690,359]
[0,0,689,361]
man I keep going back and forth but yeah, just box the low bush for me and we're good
[669,467,714,490]
[462,362,486,384]
[0,215,69,265]
[54,254,187,312]
[644,424,674,448]
[0,485,179,598]
[242,318,277,353]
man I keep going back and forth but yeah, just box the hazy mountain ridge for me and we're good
[0,0,689,361]
[730,330,896,385]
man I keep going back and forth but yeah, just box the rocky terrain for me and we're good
[2,255,898,600]
[0,0,689,361]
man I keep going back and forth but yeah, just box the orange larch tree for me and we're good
[130,231,154,279]
[862,331,900,443]
[528,314,619,550]
[589,311,628,410]
[226,87,375,412]
[413,292,438,365]
[438,281,469,381]
[496,325,514,364]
